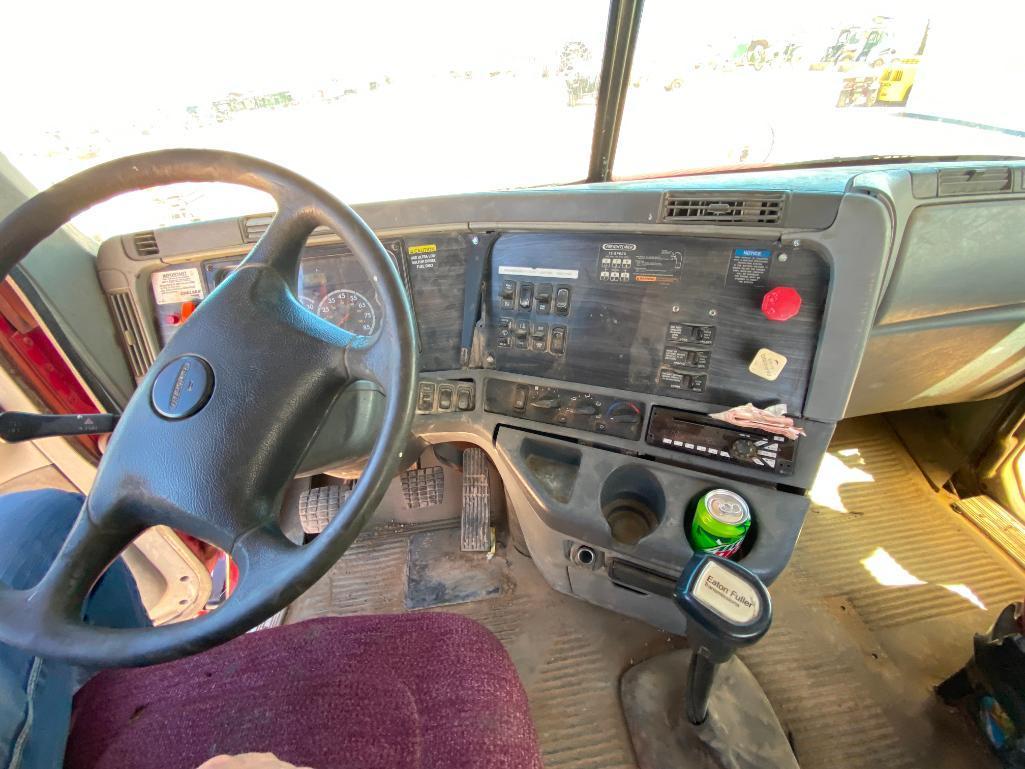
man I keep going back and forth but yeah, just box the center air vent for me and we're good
[241,214,333,243]
[661,192,785,224]
[938,167,1012,196]
[132,231,159,256]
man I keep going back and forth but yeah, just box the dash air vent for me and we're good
[132,231,159,257]
[107,291,156,380]
[241,214,332,243]
[661,192,785,224]
[938,167,1012,196]
[242,214,273,242]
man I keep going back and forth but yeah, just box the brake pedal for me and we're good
[298,485,347,534]
[461,447,491,551]
[400,466,445,509]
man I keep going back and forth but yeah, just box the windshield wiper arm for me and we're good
[893,112,1025,140]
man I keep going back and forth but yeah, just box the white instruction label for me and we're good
[498,265,579,280]
[151,268,204,305]
[693,561,761,624]
[749,348,788,381]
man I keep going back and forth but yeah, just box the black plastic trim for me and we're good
[588,0,645,182]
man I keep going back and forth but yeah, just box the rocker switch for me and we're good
[518,283,534,310]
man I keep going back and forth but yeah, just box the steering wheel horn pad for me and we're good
[151,355,215,420]
[0,150,418,667]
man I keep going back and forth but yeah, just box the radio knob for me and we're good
[730,439,758,461]
[607,401,641,424]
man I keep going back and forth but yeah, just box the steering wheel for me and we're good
[0,150,418,667]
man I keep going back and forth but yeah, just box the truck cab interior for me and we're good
[3,2,1025,768]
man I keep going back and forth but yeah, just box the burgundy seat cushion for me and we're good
[65,613,542,769]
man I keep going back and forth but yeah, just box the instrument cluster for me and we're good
[200,244,383,338]
[298,252,380,336]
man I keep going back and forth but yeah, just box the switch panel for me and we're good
[484,378,645,440]
[486,232,828,413]
[416,380,476,414]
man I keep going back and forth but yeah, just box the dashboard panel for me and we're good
[403,233,471,372]
[144,229,829,420]
[485,232,828,416]
[150,240,403,349]
[147,236,471,373]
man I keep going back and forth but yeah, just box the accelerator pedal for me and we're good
[298,485,348,535]
[461,447,491,552]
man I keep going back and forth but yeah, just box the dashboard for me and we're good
[94,160,1025,634]
[131,227,829,480]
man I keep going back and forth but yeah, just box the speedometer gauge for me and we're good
[316,289,377,335]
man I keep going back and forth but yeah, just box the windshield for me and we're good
[615,1,1025,178]
[3,1,608,240]
[4,1,1024,241]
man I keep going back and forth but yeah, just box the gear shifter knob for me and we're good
[675,553,772,655]
[674,554,772,723]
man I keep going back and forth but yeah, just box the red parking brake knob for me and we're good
[761,286,802,321]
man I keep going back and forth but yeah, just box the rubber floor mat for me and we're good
[791,419,1025,630]
[738,417,1025,769]
[286,520,681,769]
[405,527,511,609]
[285,418,1023,769]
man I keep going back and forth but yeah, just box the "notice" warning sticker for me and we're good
[151,268,204,305]
[727,248,771,287]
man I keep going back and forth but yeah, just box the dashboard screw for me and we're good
[708,309,718,317]
[672,304,681,313]
[778,253,789,263]
[792,239,801,248]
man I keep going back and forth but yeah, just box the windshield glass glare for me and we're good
[614,1,1025,178]
[3,1,1025,241]
[2,1,608,240]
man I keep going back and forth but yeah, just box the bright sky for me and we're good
[3,1,1024,240]
[3,1,601,121]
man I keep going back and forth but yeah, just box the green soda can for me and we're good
[690,489,751,559]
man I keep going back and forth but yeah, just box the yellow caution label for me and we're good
[408,244,437,254]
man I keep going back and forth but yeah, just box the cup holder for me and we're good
[683,488,760,561]
[600,465,666,545]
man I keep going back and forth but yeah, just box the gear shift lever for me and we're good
[622,553,798,769]
[674,553,772,723]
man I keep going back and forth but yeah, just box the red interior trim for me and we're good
[0,279,102,456]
